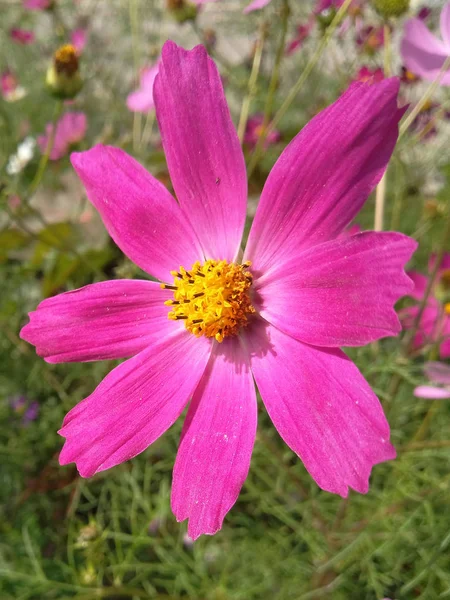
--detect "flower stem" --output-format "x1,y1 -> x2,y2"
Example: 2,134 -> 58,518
237,22 -> 267,144
399,54 -> 450,139
27,100 -> 63,198
373,22 -> 392,231
247,0 -> 353,178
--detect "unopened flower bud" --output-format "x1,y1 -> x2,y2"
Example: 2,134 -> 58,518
166,0 -> 198,23
371,0 -> 410,18
46,44 -> 83,99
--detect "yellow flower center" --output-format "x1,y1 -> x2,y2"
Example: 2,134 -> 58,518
445,302 -> 450,315
54,44 -> 79,76
162,260 -> 256,343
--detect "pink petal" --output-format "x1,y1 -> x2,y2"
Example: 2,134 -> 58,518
71,145 -> 203,282
172,338 -> 256,539
407,270 -> 429,301
244,0 -> 272,13
424,361 -> 450,385
71,28 -> 87,53
400,19 -> 450,85
244,79 -> 404,273
441,319 -> 450,358
254,232 -> 416,347
126,89 -> 155,113
414,385 -> 450,399
126,64 -> 159,113
441,2 -> 450,49
244,321 -> 396,496
59,331 -> 212,477
20,279 -> 172,363
154,41 -> 247,262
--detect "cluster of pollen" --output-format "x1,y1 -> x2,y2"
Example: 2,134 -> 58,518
162,260 -> 256,343
54,44 -> 79,75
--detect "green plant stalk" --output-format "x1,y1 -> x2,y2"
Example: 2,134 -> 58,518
247,0 -> 353,178
27,100 -> 63,198
251,0 -> 290,147
237,22 -> 267,144
373,22 -> 392,231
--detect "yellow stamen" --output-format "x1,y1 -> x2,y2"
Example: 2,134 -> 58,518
162,260 -> 256,342
54,44 -> 79,76
445,302 -> 450,315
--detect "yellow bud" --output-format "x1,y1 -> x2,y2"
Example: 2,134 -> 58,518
46,44 -> 83,99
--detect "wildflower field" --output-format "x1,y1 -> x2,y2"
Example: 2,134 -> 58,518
1,0 -> 450,598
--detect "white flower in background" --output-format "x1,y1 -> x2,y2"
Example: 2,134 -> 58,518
6,137 -> 36,175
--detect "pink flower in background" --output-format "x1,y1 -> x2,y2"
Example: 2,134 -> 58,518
314,0 -> 345,13
403,254 -> 450,358
1,69 -> 26,102
192,0 -> 272,12
401,1 -> 450,85
243,0 -> 272,12
417,7 -> 431,21
38,112 -> 87,160
21,41 -> 416,540
354,66 -> 385,84
400,65 -> 420,85
71,28 -> 87,53
414,362 -> 450,399
10,28 -> 35,45
357,25 -> 385,53
24,0 -> 51,9
126,63 -> 159,113
244,113 -> 281,148
286,22 -> 313,55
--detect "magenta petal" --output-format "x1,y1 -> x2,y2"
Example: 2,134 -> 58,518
171,338 -> 256,539
71,146 -> 203,281
407,270 -> 430,301
59,331 -> 212,477
20,280 -> 173,363
255,232 -> 417,347
244,322 -> 396,496
244,0 -> 272,13
400,18 -> 450,85
154,41 -> 247,262
244,79 -> 404,272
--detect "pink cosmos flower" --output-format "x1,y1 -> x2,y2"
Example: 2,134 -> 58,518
244,114 -> 281,149
414,361 -> 450,399
403,253 -> 450,358
10,28 -> 35,45
1,69 -> 26,102
357,25 -> 385,53
354,66 -> 385,84
401,1 -> 450,85
24,0 -> 51,9
286,22 -> 313,55
126,63 -> 159,113
21,41 -> 416,540
37,112 -> 87,161
71,28 -> 87,53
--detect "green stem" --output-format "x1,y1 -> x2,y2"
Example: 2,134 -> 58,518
27,101 -> 63,198
237,22 -> 267,144
247,0 -> 353,178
